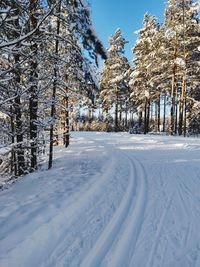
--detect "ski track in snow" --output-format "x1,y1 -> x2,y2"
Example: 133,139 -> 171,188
0,132 -> 200,267
145,193 -> 173,267
80,148 -> 147,267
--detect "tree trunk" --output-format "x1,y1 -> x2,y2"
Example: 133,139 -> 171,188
14,53 -> 25,175
155,101 -> 158,131
170,74 -> 175,135
170,37 -> 178,135
147,99 -> 150,133
115,90 -> 119,132
138,111 -> 142,128
179,77 -> 185,135
150,102 -> 153,121
29,0 -> 39,171
183,93 -> 187,137
174,87 -> 178,134
15,95 -> 25,175
48,0 -> 61,169
10,3 -> 25,176
157,95 -> 160,132
163,93 -> 166,132
125,101 -> 128,129
119,101 -> 122,125
144,97 -> 148,134
65,94 -> 69,148
131,111 -> 134,127
10,107 -> 17,176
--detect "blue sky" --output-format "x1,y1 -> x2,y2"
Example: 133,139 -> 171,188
90,0 -> 166,62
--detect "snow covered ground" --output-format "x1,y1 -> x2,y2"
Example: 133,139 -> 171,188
0,132 -> 200,267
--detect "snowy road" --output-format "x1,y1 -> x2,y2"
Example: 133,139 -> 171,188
0,132 -> 200,267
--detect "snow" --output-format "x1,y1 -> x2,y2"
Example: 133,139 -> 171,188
165,28 -> 176,38
1,132 -> 200,267
175,57 -> 186,67
0,4 -> 55,49
0,111 -> 9,119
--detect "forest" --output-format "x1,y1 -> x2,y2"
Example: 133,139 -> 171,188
0,0 -> 199,178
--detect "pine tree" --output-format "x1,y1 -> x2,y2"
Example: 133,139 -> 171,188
130,14 -> 159,133
47,0 -> 106,168
100,29 -> 130,131
0,1 -> 28,175
182,0 -> 200,135
162,0 -> 200,135
0,0 -> 107,175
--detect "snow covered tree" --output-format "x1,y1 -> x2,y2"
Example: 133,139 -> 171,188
182,0 -> 200,135
130,14 -> 160,133
46,0 -> 106,168
28,0 -> 40,171
100,29 -> 130,131
162,0 -> 199,135
0,0 -> 107,176
129,0 -> 199,135
0,1 -> 30,175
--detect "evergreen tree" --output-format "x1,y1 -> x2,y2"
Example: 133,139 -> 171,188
100,29 -> 130,131
47,0 -> 106,168
130,14 -> 159,133
162,0 -> 199,135
0,0 -> 107,176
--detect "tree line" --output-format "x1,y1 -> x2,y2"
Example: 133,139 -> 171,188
100,0 -> 199,134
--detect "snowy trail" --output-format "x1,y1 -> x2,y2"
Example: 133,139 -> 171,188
80,150 -> 146,267
127,135 -> 200,267
0,134 -> 130,267
1,132 -> 200,267
104,156 -> 147,267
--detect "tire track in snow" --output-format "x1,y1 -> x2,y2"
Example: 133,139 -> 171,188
80,151 -> 147,267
